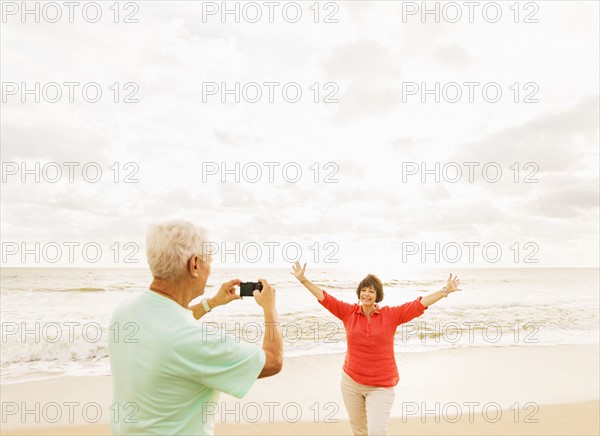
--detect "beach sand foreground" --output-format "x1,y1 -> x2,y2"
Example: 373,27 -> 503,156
1,344 -> 598,435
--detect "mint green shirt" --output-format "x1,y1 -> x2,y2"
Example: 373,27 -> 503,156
109,290 -> 266,435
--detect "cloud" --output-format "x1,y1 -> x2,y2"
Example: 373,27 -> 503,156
1,105 -> 112,162
434,43 -> 474,69
1,2 -> 598,267
454,95 -> 599,172
527,184 -> 599,218
323,39 -> 400,81
322,39 -> 402,122
213,129 -> 265,147
389,137 -> 432,154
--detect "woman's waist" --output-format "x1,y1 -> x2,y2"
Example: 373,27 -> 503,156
345,341 -> 396,358
344,349 -> 397,370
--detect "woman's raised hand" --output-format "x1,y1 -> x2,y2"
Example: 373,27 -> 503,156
291,261 -> 307,282
446,273 -> 461,293
291,261 -> 323,301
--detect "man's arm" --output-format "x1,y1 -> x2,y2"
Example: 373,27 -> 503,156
189,279 -> 241,320
253,279 -> 283,378
190,296 -> 219,320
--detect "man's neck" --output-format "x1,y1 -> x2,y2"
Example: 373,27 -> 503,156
149,277 -> 192,308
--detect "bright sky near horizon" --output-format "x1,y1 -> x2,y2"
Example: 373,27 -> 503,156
1,1 -> 598,269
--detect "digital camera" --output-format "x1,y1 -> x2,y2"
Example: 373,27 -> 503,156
240,281 -> 263,297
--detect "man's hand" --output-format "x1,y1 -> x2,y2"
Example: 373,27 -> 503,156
210,279 -> 242,308
253,278 -> 276,311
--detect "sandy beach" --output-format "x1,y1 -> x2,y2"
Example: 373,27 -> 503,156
2,344 -> 598,435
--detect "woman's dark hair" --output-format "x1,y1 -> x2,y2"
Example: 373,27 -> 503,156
356,274 -> 384,303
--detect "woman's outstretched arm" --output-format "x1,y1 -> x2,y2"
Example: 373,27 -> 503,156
291,261 -> 324,301
420,273 -> 461,307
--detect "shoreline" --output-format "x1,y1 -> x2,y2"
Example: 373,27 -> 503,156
2,401 -> 598,436
3,341 -> 598,386
1,344 -> 598,435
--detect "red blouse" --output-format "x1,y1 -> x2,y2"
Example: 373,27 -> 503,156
319,290 -> 427,387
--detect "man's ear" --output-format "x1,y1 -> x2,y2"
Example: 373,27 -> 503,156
188,256 -> 200,278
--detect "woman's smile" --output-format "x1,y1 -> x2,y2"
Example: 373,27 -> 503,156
360,287 -> 377,305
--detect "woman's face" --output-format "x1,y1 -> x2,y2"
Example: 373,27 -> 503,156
359,286 -> 377,307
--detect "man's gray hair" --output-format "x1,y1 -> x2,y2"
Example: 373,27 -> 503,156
146,220 -> 209,281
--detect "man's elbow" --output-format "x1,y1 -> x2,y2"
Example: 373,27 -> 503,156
260,355 -> 283,378
267,355 -> 283,375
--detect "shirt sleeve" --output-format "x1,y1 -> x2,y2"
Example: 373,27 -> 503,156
390,296 -> 428,326
318,290 -> 356,322
172,324 -> 267,399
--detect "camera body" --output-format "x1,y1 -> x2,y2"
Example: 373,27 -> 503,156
240,281 -> 263,297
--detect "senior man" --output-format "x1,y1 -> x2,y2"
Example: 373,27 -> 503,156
109,220 -> 283,435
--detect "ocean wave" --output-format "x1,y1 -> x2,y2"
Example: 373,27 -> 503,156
72,287 -> 107,292
3,287 -> 108,293
1,333 -> 109,364
1,318 -> 597,383
1,267 -> 598,382
313,280 -> 440,290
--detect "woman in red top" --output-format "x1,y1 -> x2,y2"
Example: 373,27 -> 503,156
291,262 -> 461,436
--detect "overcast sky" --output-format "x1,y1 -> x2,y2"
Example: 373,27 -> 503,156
1,1 -> 598,270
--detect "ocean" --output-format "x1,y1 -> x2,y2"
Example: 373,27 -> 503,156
1,267 -> 598,383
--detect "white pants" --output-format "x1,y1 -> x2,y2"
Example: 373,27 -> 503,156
340,371 -> 396,436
